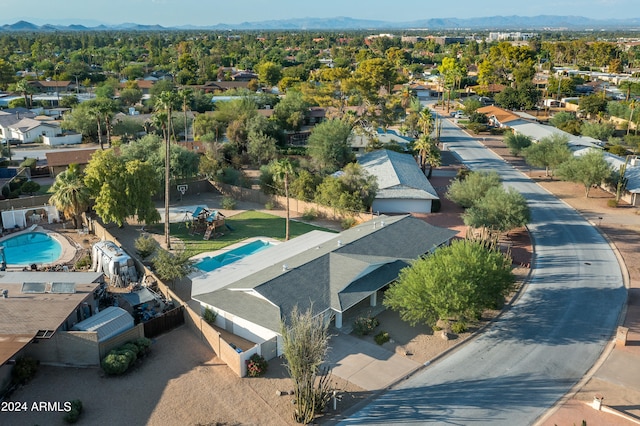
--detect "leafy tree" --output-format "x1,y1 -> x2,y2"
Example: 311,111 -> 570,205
119,87 -> 143,106
280,306 -> 332,425
522,134 -> 571,176
580,121 -> 615,141
59,95 -> 79,109
84,149 -> 161,227
352,58 -> 397,101
579,94 -> 608,119
549,111 -> 581,134
20,180 -> 40,196
151,249 -> 195,287
0,58 -> 14,89
463,186 -> 530,233
556,149 -> 612,197
273,90 -> 309,131
112,117 -> 144,143
48,164 -> 91,229
307,119 -> 354,173
247,131 -> 277,165
61,102 -> 98,139
446,171 -> 501,208
255,61 -> 282,87
384,239 -> 515,326
314,163 -> 377,213
290,169 -> 321,202
504,132 -> 532,156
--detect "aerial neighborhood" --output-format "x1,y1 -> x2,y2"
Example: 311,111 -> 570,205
0,12 -> 639,425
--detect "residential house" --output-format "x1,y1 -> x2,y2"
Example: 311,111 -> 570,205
574,149 -> 640,206
29,80 -> 72,94
358,149 -> 439,214
45,148 -> 98,177
192,214 -> 457,361
0,271 -> 119,371
350,128 -> 413,154
0,115 -> 60,144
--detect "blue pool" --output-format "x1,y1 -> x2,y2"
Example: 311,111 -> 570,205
0,232 -> 63,265
196,240 -> 274,272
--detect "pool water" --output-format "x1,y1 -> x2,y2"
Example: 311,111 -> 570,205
0,232 -> 63,265
196,240 -> 273,272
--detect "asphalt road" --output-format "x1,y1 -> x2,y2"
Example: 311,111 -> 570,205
340,113 -> 626,425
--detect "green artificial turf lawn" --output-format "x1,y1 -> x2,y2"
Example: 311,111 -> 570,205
164,210 -> 336,256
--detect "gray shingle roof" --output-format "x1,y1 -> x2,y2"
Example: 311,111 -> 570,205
358,149 -> 438,200
194,215 -> 457,333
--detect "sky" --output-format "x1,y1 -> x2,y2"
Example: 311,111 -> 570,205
0,0 -> 636,27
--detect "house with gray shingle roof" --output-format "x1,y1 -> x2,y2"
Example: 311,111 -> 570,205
192,214 -> 456,360
358,149 -> 439,214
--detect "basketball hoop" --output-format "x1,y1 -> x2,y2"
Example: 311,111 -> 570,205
177,184 -> 188,196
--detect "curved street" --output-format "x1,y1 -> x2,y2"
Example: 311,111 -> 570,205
341,112 -> 627,425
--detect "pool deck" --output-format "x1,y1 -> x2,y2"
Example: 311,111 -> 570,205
0,226 -> 77,269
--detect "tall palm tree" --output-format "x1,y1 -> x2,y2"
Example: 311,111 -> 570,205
48,164 -> 91,229
271,158 -> 294,241
15,79 -> 35,109
178,88 -> 193,142
155,90 -> 179,250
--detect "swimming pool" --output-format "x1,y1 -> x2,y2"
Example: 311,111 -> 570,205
0,232 -> 63,265
196,240 -> 274,272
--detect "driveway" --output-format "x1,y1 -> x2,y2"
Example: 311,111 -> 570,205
325,332 -> 422,391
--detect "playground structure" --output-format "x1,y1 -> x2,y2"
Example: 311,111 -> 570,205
189,206 -> 232,240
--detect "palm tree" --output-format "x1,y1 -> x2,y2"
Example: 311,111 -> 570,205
178,88 -> 193,142
417,109 -> 434,136
271,158 -> 294,241
155,90 -> 179,250
413,135 -> 441,178
15,79 -> 35,108
48,164 -> 91,229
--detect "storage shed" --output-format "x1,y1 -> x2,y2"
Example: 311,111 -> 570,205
71,306 -> 134,342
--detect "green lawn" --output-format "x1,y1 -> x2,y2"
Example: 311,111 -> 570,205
155,210 -> 337,256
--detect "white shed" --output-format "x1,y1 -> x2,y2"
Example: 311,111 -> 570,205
71,306 -> 134,342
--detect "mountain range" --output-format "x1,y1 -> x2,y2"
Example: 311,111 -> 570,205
1,15 -> 640,31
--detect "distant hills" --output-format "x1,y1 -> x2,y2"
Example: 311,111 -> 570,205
2,15 -> 640,31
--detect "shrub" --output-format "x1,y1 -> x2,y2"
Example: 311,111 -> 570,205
607,199 -> 619,208
135,234 -> 158,259
203,307 -> 218,325
374,331 -> 390,345
101,352 -> 131,375
74,254 -> 91,270
133,337 -> 152,356
341,217 -> 357,229
466,123 -> 488,134
19,157 -> 37,170
221,196 -> 236,210
302,208 -> 318,221
63,399 -> 83,424
264,201 -> 275,210
20,180 -> 41,195
353,315 -> 379,336
11,356 -> 39,384
245,353 -> 268,377
451,321 -> 468,334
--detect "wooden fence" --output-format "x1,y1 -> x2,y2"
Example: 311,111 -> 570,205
143,306 -> 185,338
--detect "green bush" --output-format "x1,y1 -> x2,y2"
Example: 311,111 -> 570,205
135,234 -> 158,259
63,399 -> 83,424
133,337 -> 152,356
19,157 -> 37,170
221,196 -> 236,210
101,353 -> 131,375
203,307 -> 218,325
374,331 -> 390,345
353,316 -> 379,336
74,254 -> 91,270
466,123 -> 488,134
11,356 -> 39,384
264,201 -> 275,210
245,353 -> 268,377
607,199 -> 619,208
341,217 -> 357,229
451,321 -> 468,334
20,180 -> 40,195
302,208 -> 318,221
